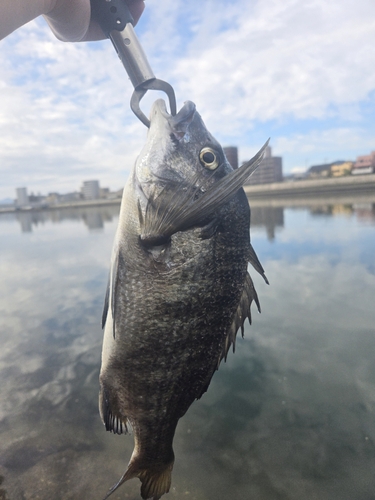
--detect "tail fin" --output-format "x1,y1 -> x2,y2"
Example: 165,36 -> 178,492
139,465 -> 173,500
103,459 -> 174,500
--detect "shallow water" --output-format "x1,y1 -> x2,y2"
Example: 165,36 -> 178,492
0,200 -> 374,500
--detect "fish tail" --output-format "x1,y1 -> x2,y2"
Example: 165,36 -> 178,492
139,464 -> 173,500
103,458 -> 174,500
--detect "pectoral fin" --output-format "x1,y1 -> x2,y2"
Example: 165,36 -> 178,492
140,139 -> 270,246
102,277 -> 110,329
102,250 -> 119,331
110,251 -> 121,338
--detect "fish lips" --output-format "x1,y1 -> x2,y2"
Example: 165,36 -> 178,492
149,99 -> 197,142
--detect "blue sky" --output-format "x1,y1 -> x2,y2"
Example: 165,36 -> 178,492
1,0 -> 375,199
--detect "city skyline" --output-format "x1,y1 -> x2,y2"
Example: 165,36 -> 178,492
2,142 -> 374,205
1,0 -> 375,199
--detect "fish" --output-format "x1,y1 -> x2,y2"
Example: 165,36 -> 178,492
99,99 -> 269,500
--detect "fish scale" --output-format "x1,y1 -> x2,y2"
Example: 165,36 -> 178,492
99,99 -> 268,500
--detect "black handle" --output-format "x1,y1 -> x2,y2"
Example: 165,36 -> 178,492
90,0 -> 134,37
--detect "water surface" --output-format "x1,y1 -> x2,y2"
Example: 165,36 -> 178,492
0,200 -> 374,500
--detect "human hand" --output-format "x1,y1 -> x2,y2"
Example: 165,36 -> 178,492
45,0 -> 145,42
0,0 -> 145,42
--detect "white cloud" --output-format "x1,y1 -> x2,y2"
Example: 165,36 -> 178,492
272,126 -> 375,169
0,0 -> 375,198
172,0 -> 375,127
0,21 -> 148,197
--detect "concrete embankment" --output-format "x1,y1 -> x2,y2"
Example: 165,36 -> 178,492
1,175 -> 374,214
51,198 -> 121,209
244,174 -> 375,206
244,174 -> 375,198
0,197 -> 121,214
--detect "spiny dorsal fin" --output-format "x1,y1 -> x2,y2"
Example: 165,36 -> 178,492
248,243 -> 269,284
219,272 -> 261,367
140,139 -> 270,246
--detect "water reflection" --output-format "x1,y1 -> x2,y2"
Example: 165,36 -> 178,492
251,206 -> 284,241
2,205 -> 121,233
0,198 -> 374,500
309,202 -> 375,222
2,199 -> 374,239
354,203 -> 375,224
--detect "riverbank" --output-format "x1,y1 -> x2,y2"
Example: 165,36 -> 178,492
0,197 -> 121,214
1,174 -> 374,214
244,173 -> 375,199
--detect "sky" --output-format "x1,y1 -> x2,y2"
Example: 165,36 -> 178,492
1,0 -> 375,200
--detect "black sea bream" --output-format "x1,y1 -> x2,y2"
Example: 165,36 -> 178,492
100,99 -> 268,500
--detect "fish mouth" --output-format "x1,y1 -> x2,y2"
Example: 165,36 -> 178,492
149,99 -> 197,140
150,99 -> 171,120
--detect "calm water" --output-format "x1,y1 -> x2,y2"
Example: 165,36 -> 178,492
0,200 -> 374,500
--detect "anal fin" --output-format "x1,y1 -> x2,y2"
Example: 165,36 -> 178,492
99,384 -> 128,435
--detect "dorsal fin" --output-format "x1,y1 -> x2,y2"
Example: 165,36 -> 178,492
219,272 -> 261,367
196,271 -> 264,401
248,243 -> 269,284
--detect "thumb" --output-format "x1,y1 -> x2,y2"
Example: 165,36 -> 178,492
44,0 -> 92,42
44,0 -> 145,43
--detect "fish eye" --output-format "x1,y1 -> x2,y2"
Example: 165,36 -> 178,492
199,147 -> 220,170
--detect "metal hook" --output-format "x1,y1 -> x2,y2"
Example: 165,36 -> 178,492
130,79 -> 177,128
91,1 -> 178,128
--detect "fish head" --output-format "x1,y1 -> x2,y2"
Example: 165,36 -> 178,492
133,99 -> 268,246
135,99 -> 232,194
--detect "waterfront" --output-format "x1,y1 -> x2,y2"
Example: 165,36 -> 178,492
2,174 -> 375,215
0,197 -> 374,500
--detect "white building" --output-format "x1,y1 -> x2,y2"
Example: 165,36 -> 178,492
352,151 -> 375,175
16,187 -> 29,206
82,180 -> 100,200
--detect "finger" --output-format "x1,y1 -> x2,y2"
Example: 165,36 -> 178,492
44,0 -> 91,42
45,0 -> 145,43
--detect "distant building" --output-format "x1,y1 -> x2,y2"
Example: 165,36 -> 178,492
245,146 -> 283,185
308,160 -> 354,178
223,146 -> 238,169
352,151 -> 375,175
82,180 -> 100,200
60,192 -> 82,203
46,192 -> 61,205
307,163 -> 331,178
100,187 -> 110,199
16,187 -> 29,207
113,188 -> 124,199
331,161 -> 353,177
